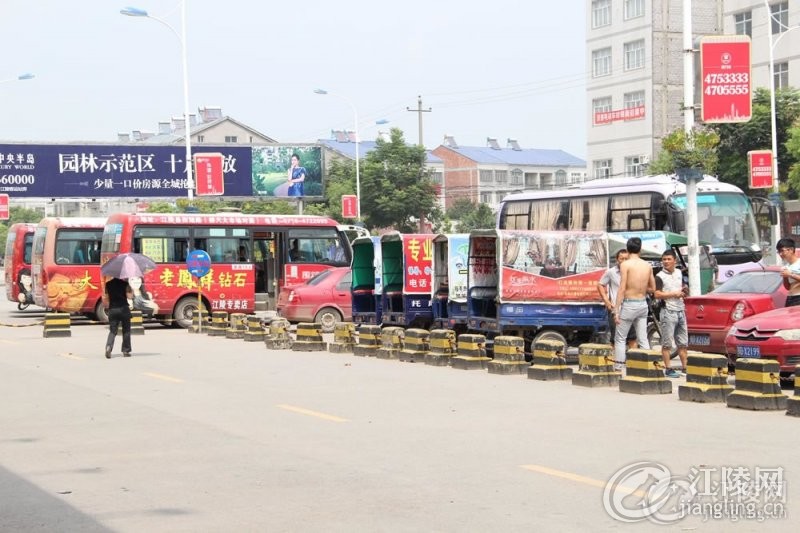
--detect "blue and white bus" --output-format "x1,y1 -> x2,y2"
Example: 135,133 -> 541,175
497,174 -> 764,284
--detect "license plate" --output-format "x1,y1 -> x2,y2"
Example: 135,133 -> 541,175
736,345 -> 761,358
689,334 -> 710,346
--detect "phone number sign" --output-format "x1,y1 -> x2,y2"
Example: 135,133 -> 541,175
700,36 -> 752,123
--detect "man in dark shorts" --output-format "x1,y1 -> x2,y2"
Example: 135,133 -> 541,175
104,277 -> 133,359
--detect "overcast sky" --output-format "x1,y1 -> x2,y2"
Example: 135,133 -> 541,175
1,0 -> 587,158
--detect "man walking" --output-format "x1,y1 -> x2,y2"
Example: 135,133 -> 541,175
597,249 -> 636,348
614,237 -> 655,371
104,277 -> 133,359
654,250 -> 688,378
777,238 -> 800,307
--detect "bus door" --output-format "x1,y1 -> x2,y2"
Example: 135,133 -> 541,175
253,232 -> 279,307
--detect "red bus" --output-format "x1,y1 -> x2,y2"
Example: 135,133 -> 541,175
101,213 -> 352,328
31,217 -> 106,318
4,222 -> 37,308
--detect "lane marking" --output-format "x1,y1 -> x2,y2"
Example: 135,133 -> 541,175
277,404 -> 349,423
520,464 -> 645,497
57,352 -> 85,361
142,372 -> 184,383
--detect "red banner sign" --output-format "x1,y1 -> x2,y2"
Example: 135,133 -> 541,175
700,36 -> 752,123
341,195 -> 358,218
594,105 -> 645,125
194,152 -> 225,196
403,235 -> 433,294
0,194 -> 8,220
748,150 -> 774,189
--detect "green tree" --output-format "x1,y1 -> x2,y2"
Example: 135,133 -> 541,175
446,199 -> 495,232
648,127 -> 720,176
359,128 -> 437,231
787,124 -> 800,193
711,87 -> 800,196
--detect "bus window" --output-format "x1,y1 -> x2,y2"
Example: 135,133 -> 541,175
55,229 -> 103,265
133,226 -> 191,263
286,229 -> 349,266
610,194 -> 652,231
23,233 -> 33,264
193,227 -> 251,263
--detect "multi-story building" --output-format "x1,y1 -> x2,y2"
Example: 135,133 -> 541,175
586,0 -> 798,179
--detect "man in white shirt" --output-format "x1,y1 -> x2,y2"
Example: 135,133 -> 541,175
777,238 -> 800,307
654,250 -> 688,378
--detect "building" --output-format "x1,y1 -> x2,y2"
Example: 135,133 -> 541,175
432,136 -> 587,210
586,0 -> 798,179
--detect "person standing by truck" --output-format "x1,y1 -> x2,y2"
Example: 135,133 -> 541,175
598,249 -> 636,348
613,237 -> 655,371
654,250 -> 689,378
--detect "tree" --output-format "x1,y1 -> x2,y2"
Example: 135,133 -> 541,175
359,128 -> 438,232
446,199 -> 496,232
648,127 -> 720,176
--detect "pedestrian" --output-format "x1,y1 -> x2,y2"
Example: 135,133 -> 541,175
613,237 -> 655,371
597,248 -> 637,348
777,238 -> 800,307
104,277 -> 133,358
654,250 -> 689,378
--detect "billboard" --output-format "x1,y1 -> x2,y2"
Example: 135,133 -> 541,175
194,152 -> 225,196
0,143 -> 326,199
251,145 -> 322,198
748,150 -> 774,189
700,36 -> 752,123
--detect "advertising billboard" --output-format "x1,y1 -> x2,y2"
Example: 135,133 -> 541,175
251,145 -> 322,198
700,36 -> 752,123
748,150 -> 774,189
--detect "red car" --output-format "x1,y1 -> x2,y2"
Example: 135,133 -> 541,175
277,267 -> 352,332
685,267 -> 786,355
724,306 -> 800,382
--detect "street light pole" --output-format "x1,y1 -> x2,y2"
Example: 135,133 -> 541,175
314,89 -> 360,221
121,2 -> 194,202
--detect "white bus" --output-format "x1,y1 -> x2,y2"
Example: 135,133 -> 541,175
497,174 -> 765,284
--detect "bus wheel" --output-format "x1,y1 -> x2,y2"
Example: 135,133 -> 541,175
173,297 -> 200,329
532,330 -> 567,357
314,307 -> 342,333
94,301 -> 108,323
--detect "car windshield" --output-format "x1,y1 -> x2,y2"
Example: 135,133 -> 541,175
306,269 -> 333,286
712,271 -> 781,294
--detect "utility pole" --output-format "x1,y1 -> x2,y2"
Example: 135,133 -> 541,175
406,95 -> 432,147
683,0 -> 701,297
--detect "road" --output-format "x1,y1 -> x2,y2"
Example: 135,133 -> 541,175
0,298 -> 797,532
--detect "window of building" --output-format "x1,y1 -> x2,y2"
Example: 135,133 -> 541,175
592,47 -> 612,77
624,39 -> 645,71
593,159 -> 612,179
592,0 -> 611,28
224,136 -> 238,143
771,2 -> 788,34
734,11 -> 752,36
196,135 -> 205,143
510,168 -> 523,185
430,171 -> 443,184
555,170 -> 567,188
480,192 -> 492,204
479,169 -> 493,183
624,90 -> 645,109
624,156 -> 646,177
495,170 -> 507,183
593,96 -> 612,115
774,62 -> 789,90
624,0 -> 644,19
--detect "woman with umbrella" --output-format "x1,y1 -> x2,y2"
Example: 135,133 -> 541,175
101,253 -> 156,359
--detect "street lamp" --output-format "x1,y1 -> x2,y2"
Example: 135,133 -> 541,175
314,88 -> 361,220
765,0 -> 800,264
0,73 -> 34,84
122,3 -> 194,202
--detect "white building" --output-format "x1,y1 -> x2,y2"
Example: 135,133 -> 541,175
586,0 -> 798,178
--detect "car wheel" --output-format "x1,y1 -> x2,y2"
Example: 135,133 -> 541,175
94,300 -> 108,323
314,307 -> 342,333
173,296 -> 203,329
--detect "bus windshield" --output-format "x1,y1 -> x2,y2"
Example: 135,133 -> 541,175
672,192 -> 759,249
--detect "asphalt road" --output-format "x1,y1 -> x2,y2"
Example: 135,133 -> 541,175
0,298 -> 798,532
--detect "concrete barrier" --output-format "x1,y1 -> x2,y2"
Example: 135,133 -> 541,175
425,329 -> 457,366
727,358 -> 788,411
528,338 -> 572,381
678,353 -> 733,403
189,310 -> 210,334
43,312 -> 71,338
571,343 -> 620,388
243,314 -> 265,342
399,328 -> 429,363
226,312 -> 247,339
619,349 -> 672,394
265,318 -> 293,350
488,336 -> 528,375
329,322 -> 356,354
292,322 -> 326,351
353,325 -> 381,357
787,365 -> 800,417
451,334 -> 490,370
376,327 -> 405,360
207,311 -> 229,337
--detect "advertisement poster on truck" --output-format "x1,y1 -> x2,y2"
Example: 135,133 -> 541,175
403,234 -> 434,294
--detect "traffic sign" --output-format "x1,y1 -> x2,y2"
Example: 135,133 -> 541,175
747,150 -> 773,189
187,250 -> 211,278
700,36 -> 752,123
0,194 -> 8,220
194,153 -> 225,196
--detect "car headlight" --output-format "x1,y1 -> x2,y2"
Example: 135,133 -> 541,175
774,329 -> 800,341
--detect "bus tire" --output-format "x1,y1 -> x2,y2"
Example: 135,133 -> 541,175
94,301 -> 108,323
173,297 -> 201,329
314,307 -> 342,333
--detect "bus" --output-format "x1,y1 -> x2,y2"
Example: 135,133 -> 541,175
101,213 -> 352,328
31,217 -> 106,318
4,222 -> 37,309
497,174 -> 764,284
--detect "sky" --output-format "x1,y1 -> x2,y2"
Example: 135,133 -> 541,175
1,0 -> 588,159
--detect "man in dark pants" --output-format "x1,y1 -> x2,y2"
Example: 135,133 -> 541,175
104,277 -> 133,358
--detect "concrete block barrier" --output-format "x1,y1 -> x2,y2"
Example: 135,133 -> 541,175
225,312 -> 247,339
571,343 -> 620,388
328,322 -> 356,354
399,328 -> 429,363
488,336 -> 528,375
207,311 -> 229,337
292,322 -> 326,351
189,310 -> 210,334
353,325 -> 381,357
678,353 -> 733,403
376,327 -> 405,360
43,312 -> 71,338
787,365 -> 800,417
619,349 -> 672,394
265,318 -> 293,350
528,338 -> 572,381
727,358 -> 788,411
451,334 -> 490,370
243,314 -> 265,342
425,329 -> 457,366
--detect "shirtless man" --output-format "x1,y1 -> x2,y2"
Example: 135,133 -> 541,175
613,237 -> 656,370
